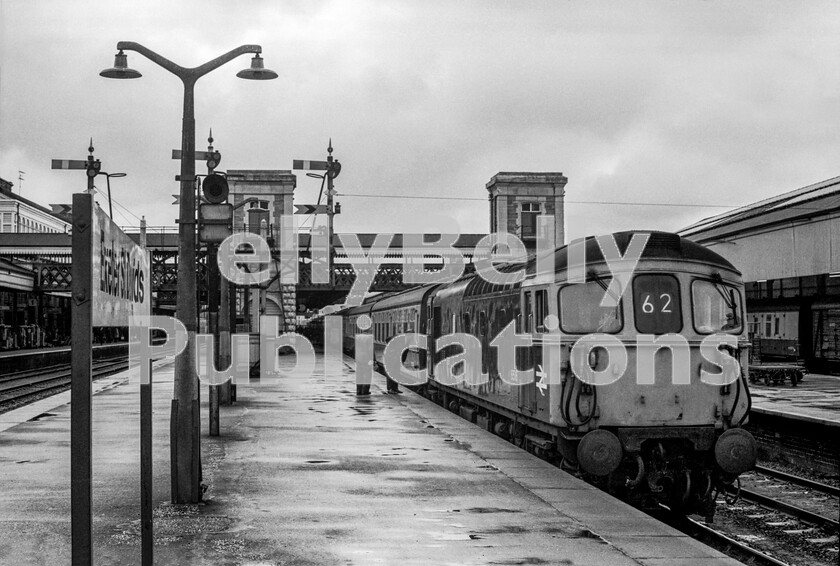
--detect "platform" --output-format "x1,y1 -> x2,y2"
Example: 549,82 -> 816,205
749,373 -> 840,427
0,353 -> 744,565
0,342 -> 128,374
0,343 -> 126,359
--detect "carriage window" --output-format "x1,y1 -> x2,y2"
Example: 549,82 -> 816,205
479,311 -> 487,336
524,292 -> 533,332
692,280 -> 743,334
633,274 -> 682,334
535,289 -> 548,333
463,312 -> 471,334
558,280 -> 622,333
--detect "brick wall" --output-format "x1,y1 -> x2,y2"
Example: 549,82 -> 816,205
745,411 -> 840,477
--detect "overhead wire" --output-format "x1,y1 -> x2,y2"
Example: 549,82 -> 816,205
335,192 -> 829,212
110,196 -> 143,226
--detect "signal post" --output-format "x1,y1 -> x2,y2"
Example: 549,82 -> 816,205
293,140 -> 342,287
184,138 -> 233,437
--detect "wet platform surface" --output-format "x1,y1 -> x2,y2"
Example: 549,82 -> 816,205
0,353 -> 744,565
749,373 -> 840,426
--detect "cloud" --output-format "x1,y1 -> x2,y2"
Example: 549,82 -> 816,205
2,0 -> 840,240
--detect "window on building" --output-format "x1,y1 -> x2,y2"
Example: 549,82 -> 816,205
520,202 -> 541,239
748,316 -> 759,337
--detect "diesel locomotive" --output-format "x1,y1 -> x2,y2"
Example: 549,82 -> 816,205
337,231 -> 757,519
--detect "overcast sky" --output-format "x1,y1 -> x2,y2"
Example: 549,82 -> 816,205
2,1 -> 839,241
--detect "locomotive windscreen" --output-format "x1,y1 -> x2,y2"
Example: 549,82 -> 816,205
632,274 -> 683,334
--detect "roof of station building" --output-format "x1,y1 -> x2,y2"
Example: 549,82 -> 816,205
679,175 -> 840,241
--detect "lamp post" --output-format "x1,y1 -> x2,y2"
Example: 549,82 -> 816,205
100,172 -> 126,220
100,42 -> 277,504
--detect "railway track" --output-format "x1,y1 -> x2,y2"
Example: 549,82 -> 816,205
674,513 -> 794,566
694,463 -> 840,566
0,356 -> 129,411
753,464 -> 840,498
651,462 -> 839,566
733,466 -> 840,530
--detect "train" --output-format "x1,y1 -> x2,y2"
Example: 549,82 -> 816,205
332,230 -> 757,520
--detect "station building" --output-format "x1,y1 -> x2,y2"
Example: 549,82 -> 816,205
679,176 -> 840,373
0,168 -> 572,349
0,177 -> 72,349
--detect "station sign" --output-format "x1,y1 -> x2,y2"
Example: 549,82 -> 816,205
88,199 -> 151,326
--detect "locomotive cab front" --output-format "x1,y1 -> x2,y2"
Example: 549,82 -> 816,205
539,232 -> 757,517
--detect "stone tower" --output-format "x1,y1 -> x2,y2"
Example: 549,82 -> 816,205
486,171 -> 569,252
226,170 -> 298,332
227,170 -> 296,231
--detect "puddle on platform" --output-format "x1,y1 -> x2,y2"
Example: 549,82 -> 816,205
488,559 -> 558,565
428,532 -> 484,541
27,412 -> 56,422
461,507 -> 523,514
573,528 -> 608,543
479,525 -> 529,534
350,405 -> 376,416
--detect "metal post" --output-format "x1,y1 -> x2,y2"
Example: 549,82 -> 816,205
140,359 -> 153,565
229,282 -> 237,402
104,41 -> 274,504
208,244 -> 220,436
71,192 -> 94,566
106,175 -> 113,219
219,275 -> 232,405
326,142 -> 335,288
139,218 -> 153,565
172,78 -> 201,503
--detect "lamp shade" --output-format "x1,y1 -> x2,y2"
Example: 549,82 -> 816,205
100,51 -> 141,79
236,54 -> 278,80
